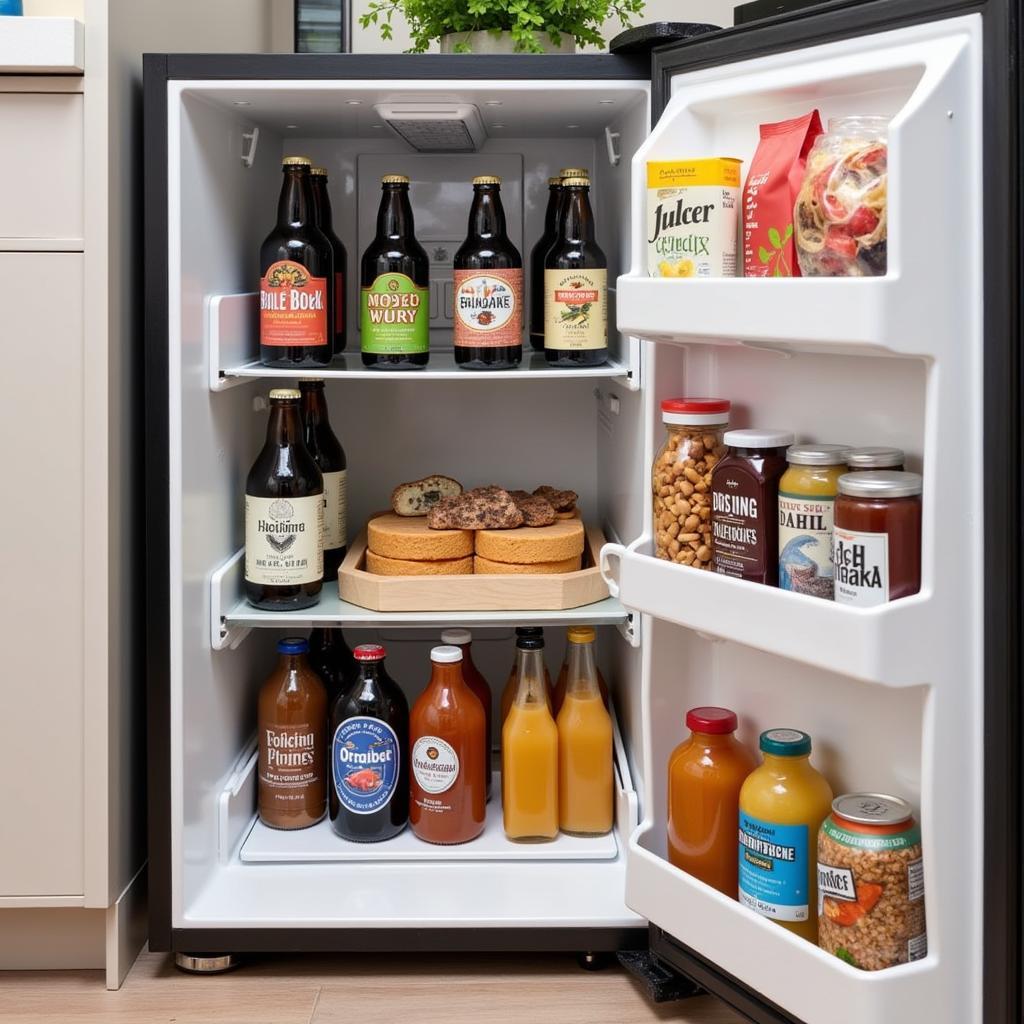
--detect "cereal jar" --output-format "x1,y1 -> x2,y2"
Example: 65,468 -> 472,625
817,793 -> 926,971
653,399 -> 730,570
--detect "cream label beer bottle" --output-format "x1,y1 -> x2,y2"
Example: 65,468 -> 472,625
298,378 -> 347,581
259,156 -> 334,368
360,174 -> 430,369
544,175 -> 608,366
309,166 -> 348,355
245,388 -> 324,610
453,175 -> 523,370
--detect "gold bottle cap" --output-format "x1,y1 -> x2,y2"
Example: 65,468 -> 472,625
548,177 -> 563,186
269,388 -> 301,400
282,156 -> 312,167
567,625 -> 596,644
559,166 -> 589,178
562,176 -> 590,187
472,175 -> 501,185
381,174 -> 410,184
310,166 -> 329,177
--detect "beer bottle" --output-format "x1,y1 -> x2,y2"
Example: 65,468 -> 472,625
329,643 -> 409,843
360,175 -> 430,369
544,175 -> 608,367
529,177 -> 562,352
259,156 -> 333,368
298,378 -> 347,581
309,166 -> 348,356
453,176 -> 523,370
258,636 -> 327,830
308,627 -> 356,707
244,389 -> 324,611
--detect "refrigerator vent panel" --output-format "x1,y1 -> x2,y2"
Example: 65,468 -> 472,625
374,102 -> 487,152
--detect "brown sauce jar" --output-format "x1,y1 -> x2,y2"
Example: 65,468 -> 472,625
711,429 -> 794,585
833,472 -> 922,605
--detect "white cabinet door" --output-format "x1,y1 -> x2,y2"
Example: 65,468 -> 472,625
0,253 -> 84,896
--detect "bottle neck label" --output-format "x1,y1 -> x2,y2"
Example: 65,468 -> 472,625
543,269 -> 607,350
453,268 -> 522,348
360,272 -> 429,354
245,493 -> 324,585
332,717 -> 401,815
260,260 -> 329,348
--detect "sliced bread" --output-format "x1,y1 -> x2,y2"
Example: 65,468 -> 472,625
391,475 -> 463,517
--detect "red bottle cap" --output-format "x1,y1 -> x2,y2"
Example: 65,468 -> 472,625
686,706 -> 738,734
353,644 -> 386,662
660,398 -> 731,414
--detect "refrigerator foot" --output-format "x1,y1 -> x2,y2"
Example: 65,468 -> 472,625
576,951 -> 612,971
616,949 -> 703,1002
174,953 -> 241,974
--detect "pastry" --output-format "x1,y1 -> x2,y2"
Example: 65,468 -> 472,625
509,490 -> 557,527
475,519 -> 585,564
366,550 -> 474,576
368,514 -> 473,561
474,554 -> 582,575
532,485 -> 578,513
390,475 -> 463,517
428,487 -> 524,531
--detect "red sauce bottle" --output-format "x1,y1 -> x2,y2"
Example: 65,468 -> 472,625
441,628 -> 493,801
833,471 -> 922,605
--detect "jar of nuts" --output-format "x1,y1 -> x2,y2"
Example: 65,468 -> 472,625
653,399 -> 730,569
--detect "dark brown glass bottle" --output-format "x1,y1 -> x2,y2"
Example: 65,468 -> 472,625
298,378 -> 347,581
544,175 -> 608,368
258,636 -> 327,830
453,176 -> 523,370
308,627 -> 357,706
245,388 -> 324,610
529,177 -> 562,352
360,175 -> 430,370
330,643 -> 409,843
309,166 -> 348,356
260,156 -> 334,368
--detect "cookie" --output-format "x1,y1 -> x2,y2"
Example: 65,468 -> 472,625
532,485 -> 578,513
428,487 -> 524,530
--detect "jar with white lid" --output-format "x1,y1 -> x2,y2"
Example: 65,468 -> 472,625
653,399 -> 730,569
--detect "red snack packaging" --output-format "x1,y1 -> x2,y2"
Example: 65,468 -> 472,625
742,111 -> 823,277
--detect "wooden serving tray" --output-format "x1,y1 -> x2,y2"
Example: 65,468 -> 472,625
338,523 -> 610,612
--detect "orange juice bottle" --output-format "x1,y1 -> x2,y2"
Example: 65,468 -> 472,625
500,627 -> 552,722
556,626 -> 613,835
552,626 -> 609,714
667,707 -> 757,896
502,632 -> 558,840
738,729 -> 834,942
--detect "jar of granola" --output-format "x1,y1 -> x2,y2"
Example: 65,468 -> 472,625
653,399 -> 730,569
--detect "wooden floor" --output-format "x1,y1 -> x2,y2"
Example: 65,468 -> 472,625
0,948 -> 745,1024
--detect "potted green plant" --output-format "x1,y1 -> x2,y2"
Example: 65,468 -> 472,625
359,0 -> 647,54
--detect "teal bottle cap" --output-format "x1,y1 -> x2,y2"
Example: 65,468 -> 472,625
760,728 -> 812,757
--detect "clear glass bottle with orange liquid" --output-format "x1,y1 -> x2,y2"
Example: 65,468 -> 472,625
738,729 -> 834,942
667,707 -> 757,896
552,626 -> 609,714
441,629 -> 493,801
556,626 -> 613,835
502,632 -> 558,840
500,627 -> 552,722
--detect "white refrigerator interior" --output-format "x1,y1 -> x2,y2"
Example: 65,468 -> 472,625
164,11 -> 984,1022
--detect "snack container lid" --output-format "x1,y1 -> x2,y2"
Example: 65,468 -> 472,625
832,793 -> 914,826
661,398 -> 731,425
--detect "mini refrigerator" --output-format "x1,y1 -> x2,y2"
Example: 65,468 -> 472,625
144,1 -> 1021,1021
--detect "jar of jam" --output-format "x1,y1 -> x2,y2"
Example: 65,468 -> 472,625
778,444 -> 852,600
846,447 -> 905,472
653,399 -> 731,570
833,471 -> 922,606
711,429 -> 794,586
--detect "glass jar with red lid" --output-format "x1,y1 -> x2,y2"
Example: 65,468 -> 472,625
653,398 -> 730,570
833,471 -> 922,605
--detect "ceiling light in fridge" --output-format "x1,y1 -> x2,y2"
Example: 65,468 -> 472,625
373,102 -> 487,152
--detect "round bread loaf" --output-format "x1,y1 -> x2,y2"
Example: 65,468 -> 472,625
474,519 -> 585,564
366,550 -> 474,577
474,554 -> 582,575
368,513 -> 473,561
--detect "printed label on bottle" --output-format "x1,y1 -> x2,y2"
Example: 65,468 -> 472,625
778,493 -> 836,598
260,260 -> 329,348
833,527 -> 889,606
245,494 -> 324,585
543,269 -> 607,350
322,470 -> 347,552
360,273 -> 429,354
332,717 -> 400,815
335,272 -> 344,334
713,472 -> 767,578
260,723 -> 321,794
411,736 -> 459,795
738,813 -> 809,921
452,268 -> 523,348
907,858 -> 925,902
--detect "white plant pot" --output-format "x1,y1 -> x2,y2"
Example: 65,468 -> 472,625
440,30 -> 575,54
